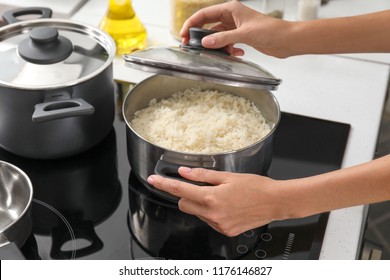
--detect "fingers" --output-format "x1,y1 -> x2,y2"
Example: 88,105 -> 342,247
179,3 -> 228,38
147,174 -> 209,201
179,198 -> 230,236
177,167 -> 228,186
178,197 -> 209,218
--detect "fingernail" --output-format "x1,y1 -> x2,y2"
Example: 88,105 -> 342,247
202,35 -> 216,46
179,166 -> 192,173
147,176 -> 154,184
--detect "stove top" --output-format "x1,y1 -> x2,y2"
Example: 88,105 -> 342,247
0,82 -> 350,260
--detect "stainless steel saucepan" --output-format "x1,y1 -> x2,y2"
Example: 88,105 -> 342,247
0,161 -> 33,259
123,28 -> 281,202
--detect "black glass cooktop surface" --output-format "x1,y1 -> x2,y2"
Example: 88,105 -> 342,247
0,84 -> 350,260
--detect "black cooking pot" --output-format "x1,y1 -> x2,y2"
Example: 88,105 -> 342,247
128,172 -> 265,259
0,8 -> 116,159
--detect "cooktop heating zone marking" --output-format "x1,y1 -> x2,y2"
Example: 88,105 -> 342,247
32,198 -> 77,259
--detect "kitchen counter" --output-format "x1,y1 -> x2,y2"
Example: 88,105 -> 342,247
1,0 -> 389,260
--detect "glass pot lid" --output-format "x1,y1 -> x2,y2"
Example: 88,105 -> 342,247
124,27 -> 281,90
0,19 -> 116,89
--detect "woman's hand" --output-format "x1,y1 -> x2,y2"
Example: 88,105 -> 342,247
179,1 -> 390,57
179,0 -> 293,58
147,167 -> 289,236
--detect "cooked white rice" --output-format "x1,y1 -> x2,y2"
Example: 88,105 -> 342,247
130,88 -> 271,153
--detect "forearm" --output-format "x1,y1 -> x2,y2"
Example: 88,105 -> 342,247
280,155 -> 390,219
281,10 -> 390,57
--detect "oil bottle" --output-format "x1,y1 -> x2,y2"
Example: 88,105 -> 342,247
99,0 -> 147,55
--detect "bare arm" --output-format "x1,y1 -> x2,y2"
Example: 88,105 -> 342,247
287,10 -> 390,56
180,1 -> 390,58
147,155 -> 390,236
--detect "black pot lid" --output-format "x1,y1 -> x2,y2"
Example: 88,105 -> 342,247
124,28 -> 281,90
0,19 -> 116,89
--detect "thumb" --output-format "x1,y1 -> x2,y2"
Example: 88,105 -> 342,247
178,167 -> 228,186
202,30 -> 243,49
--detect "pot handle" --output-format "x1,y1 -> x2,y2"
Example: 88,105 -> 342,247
32,98 -> 95,123
2,7 -> 52,24
154,160 -> 212,186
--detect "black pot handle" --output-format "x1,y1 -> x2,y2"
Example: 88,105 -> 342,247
154,160 -> 212,187
153,160 -> 213,202
32,98 -> 95,123
2,7 -> 52,24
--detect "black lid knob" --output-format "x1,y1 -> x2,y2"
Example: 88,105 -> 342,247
29,27 -> 59,44
18,27 -> 73,65
188,27 -> 217,49
181,27 -> 227,55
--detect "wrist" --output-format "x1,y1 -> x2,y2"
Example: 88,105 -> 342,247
273,178 -> 320,220
279,20 -> 312,57
262,20 -> 303,58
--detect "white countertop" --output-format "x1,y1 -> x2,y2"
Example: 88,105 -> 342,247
2,0 -> 389,260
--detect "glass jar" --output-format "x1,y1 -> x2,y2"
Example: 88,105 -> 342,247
170,0 -> 226,41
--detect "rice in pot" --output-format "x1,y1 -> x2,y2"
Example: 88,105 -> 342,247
130,88 -> 271,153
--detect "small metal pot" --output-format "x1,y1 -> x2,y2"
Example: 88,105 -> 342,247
0,8 -> 116,159
0,161 -> 33,259
123,75 -> 280,201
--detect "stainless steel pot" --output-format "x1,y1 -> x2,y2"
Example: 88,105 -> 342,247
0,8 -> 116,159
123,75 -> 280,201
123,28 -> 281,201
0,161 -> 33,259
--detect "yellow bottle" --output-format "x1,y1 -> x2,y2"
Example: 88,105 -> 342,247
99,0 -> 147,55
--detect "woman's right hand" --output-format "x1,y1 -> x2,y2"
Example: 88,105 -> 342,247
180,1 -> 390,57
179,0 -> 294,58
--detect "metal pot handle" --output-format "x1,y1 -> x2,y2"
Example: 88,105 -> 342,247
2,7 -> 52,24
32,98 -> 95,123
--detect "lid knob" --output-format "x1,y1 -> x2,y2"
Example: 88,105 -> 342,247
181,27 -> 227,55
18,26 -> 73,65
188,27 -> 216,49
29,27 -> 59,44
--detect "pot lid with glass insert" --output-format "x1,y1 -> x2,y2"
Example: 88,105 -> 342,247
0,19 -> 115,89
123,27 -> 281,90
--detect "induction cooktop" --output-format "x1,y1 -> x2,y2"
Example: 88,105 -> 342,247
0,81 -> 350,260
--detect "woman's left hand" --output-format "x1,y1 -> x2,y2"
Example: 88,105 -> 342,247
147,167 -> 286,236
